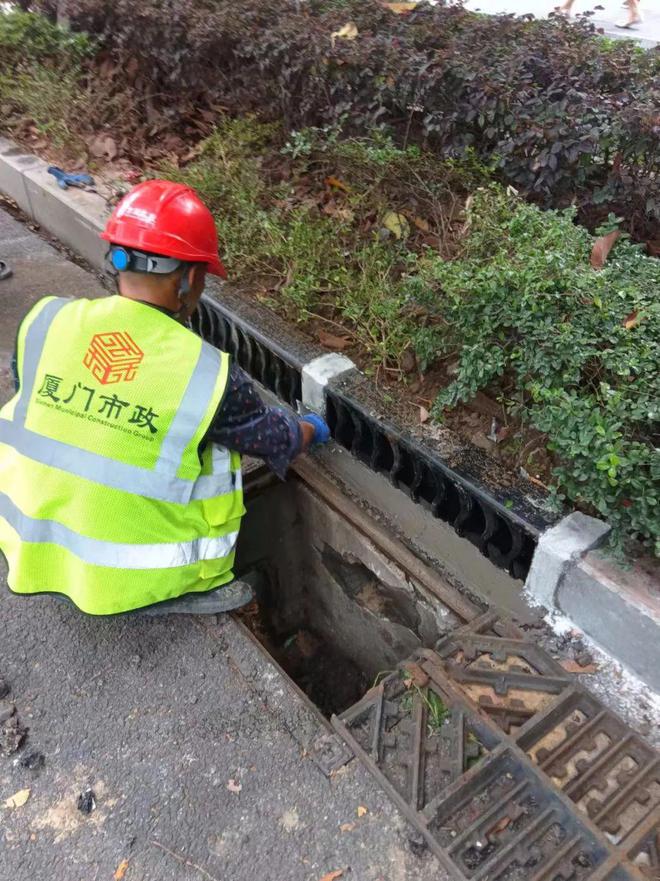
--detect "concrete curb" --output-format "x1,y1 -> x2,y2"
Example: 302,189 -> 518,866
0,138 -> 109,268
524,512 -> 611,610
524,512 -> 659,690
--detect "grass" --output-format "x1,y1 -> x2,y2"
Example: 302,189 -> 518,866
165,117 -> 488,374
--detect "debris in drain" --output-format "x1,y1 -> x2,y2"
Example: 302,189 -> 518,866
238,602 -> 368,717
77,788 -> 96,814
19,750 -> 45,772
1,701 -> 28,756
4,787 -> 30,809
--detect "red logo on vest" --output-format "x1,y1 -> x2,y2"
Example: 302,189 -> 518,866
83,331 -> 144,384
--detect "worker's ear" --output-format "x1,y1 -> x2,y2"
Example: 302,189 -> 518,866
189,264 -> 206,297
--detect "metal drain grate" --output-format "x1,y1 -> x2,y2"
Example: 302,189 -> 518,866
332,613 -> 658,881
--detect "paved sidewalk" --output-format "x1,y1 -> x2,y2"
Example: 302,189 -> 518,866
464,0 -> 660,46
0,208 -> 443,881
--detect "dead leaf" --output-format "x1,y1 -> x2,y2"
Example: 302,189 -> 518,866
402,662 -> 429,688
489,815 -> 511,835
560,659 -> 598,675
319,871 -> 344,881
622,310 -> 640,329
382,210 -> 410,240
413,215 -> 430,232
324,176 -> 350,192
357,805 -> 368,817
419,405 -> 430,424
4,788 -> 30,809
330,22 -> 358,47
339,822 -> 355,833
382,1 -> 420,12
89,134 -> 119,161
590,230 -> 620,269
114,859 -> 130,880
226,779 -> 242,794
318,330 -> 350,351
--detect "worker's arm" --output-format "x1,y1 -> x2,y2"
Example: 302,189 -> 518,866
206,364 -> 327,478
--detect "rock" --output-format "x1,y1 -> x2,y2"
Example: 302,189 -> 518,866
0,700 -> 16,725
20,750 -> 45,771
77,788 -> 96,814
1,713 -> 27,756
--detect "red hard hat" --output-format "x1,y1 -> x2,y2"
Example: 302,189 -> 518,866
100,179 -> 227,278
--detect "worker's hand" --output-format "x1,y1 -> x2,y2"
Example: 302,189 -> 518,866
300,413 -> 331,449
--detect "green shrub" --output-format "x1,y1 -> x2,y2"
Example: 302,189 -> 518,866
0,9 -> 91,70
409,186 -> 659,553
35,0 -> 660,239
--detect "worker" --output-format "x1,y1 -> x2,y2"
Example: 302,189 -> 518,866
0,180 -> 329,616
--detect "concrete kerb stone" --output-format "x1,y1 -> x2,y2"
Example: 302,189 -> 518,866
0,136 -> 109,270
301,353 -> 355,415
524,511 -> 611,611
557,551 -> 660,690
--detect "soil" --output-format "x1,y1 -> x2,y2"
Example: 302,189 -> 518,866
237,602 -> 368,717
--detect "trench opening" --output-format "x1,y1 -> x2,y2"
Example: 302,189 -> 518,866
234,473 -> 458,718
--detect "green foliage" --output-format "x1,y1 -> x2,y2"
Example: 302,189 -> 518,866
411,186 -> 659,553
50,0 -> 660,239
167,119 -> 481,367
0,10 -> 92,70
0,10 -> 92,149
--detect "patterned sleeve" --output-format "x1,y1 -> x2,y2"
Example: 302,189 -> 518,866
206,363 -> 303,479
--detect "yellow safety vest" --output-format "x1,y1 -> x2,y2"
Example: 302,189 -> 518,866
0,295 -> 244,615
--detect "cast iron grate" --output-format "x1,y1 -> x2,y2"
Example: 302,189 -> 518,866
332,613 -> 659,881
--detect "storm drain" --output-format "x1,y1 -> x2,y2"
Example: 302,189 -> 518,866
331,612 -> 659,881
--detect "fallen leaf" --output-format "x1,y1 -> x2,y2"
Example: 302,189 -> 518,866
318,330 -> 350,351
590,230 -> 620,269
339,822 -> 355,833
560,659 -> 597,675
622,310 -> 641,329
382,210 -> 410,240
413,215 -> 430,232
114,859 -> 130,880
402,678 -> 413,689
4,788 -> 30,809
419,406 -> 430,424
488,815 -> 511,835
330,22 -> 358,47
382,1 -> 420,12
319,871 -> 344,881
402,662 -> 429,688
357,805 -> 368,817
324,176 -> 350,192
227,779 -> 242,794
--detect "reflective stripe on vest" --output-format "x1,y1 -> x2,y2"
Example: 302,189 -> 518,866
0,295 -> 244,614
0,493 -> 238,569
0,296 -> 231,504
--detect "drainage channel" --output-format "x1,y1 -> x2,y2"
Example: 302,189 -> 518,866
235,464 -> 659,881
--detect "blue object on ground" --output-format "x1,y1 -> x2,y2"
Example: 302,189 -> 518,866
47,166 -> 95,190
301,413 -> 331,445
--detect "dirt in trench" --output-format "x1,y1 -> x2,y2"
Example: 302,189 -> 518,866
237,602 -> 369,717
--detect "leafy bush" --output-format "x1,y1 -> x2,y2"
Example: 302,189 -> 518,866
166,119 -> 484,367
0,10 -> 93,149
408,187 -> 659,553
0,9 -> 91,69
30,0 -> 660,239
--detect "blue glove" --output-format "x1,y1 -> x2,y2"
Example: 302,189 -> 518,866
301,413 -> 331,445
47,166 -> 95,190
